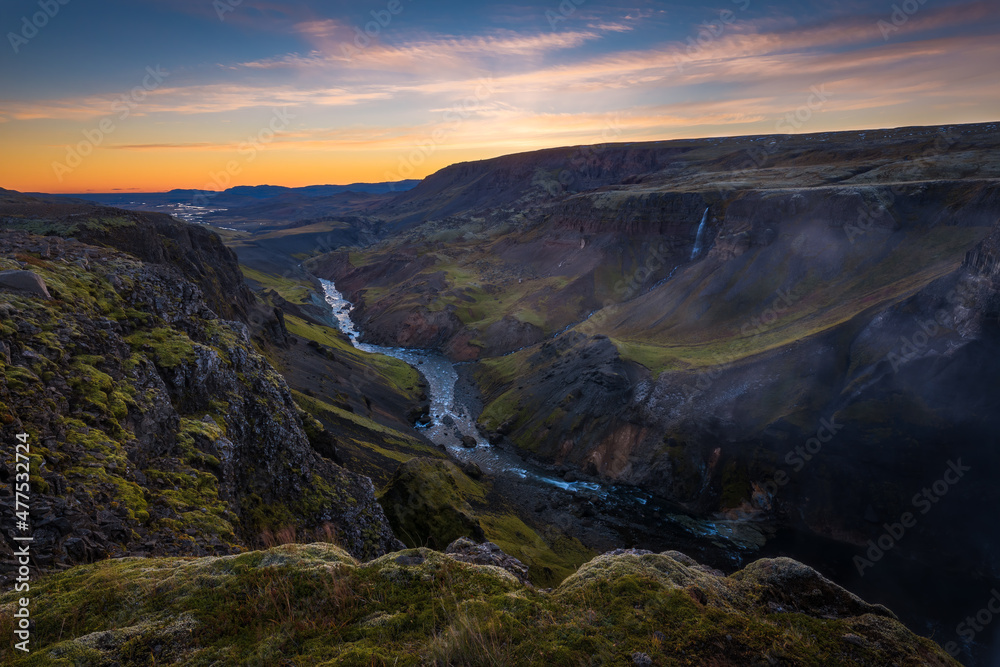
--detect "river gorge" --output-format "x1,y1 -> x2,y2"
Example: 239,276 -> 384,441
320,275 -> 998,666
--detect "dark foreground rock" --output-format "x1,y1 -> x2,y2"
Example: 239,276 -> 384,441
445,536 -> 530,584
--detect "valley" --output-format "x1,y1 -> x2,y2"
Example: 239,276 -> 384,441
2,120 -> 998,665
5,0 -> 999,661
212,121 -> 1000,665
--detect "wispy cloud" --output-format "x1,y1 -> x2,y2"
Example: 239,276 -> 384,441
0,83 -> 391,121
2,0 -> 997,193
239,25 -> 604,73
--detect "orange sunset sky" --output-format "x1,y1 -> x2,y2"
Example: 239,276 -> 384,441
1,0 -> 997,193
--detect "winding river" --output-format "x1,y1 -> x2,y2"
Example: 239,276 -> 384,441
320,278 -> 767,558
321,279 -> 606,492
316,276 -> 998,665
317,277 -> 999,664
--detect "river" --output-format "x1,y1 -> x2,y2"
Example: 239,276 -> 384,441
319,277 -> 997,666
320,278 -> 767,560
320,280 -> 1000,665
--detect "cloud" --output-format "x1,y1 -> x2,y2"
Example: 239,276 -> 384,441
3,0 -> 997,162
0,83 -> 392,121
585,22 -> 635,33
238,25 -> 604,74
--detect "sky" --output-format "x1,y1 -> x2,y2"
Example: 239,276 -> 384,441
0,0 -> 997,194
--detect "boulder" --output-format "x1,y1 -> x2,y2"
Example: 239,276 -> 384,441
0,269 -> 50,298
445,537 -> 530,584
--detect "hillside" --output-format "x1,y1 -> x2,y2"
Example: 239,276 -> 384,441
0,196 -> 403,575
301,123 -> 1000,663
0,542 -> 957,666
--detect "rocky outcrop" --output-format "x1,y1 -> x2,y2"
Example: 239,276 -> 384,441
0,542 -> 959,665
0,269 -> 49,298
0,195 -> 288,347
0,228 -> 401,582
445,536 -> 530,584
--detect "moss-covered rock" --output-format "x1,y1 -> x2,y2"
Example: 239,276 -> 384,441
0,543 -> 959,666
378,457 -> 486,549
0,225 -> 400,580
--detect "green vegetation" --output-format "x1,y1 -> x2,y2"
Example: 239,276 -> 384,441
378,458 -> 486,550
283,314 -> 422,396
126,328 -> 198,368
0,544 -> 957,666
582,226 -> 989,375
341,236 -> 587,339
292,389 -> 442,488
239,265 -> 315,304
376,457 -> 594,588
479,513 -> 593,587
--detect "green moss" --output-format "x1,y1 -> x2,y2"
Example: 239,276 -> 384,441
377,458 -> 486,550
126,327 -> 197,368
480,513 -> 594,588
240,266 -> 314,304
283,315 -> 422,397
0,545 -> 958,666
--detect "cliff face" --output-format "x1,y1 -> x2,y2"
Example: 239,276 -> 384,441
475,214 -> 1000,582
0,212 -> 401,578
308,123 -> 1000,588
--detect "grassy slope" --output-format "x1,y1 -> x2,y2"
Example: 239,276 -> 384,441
237,265 -> 436,488
342,222 -> 589,341
376,458 -> 594,588
583,226 -> 989,374
237,266 -> 594,587
0,543 -> 958,666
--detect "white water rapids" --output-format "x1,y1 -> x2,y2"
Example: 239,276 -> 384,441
320,278 -> 603,494
319,277 -> 763,554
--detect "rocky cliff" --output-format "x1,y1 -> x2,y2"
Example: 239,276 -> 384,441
0,204 -> 402,580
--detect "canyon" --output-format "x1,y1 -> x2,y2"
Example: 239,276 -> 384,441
2,121 -> 998,664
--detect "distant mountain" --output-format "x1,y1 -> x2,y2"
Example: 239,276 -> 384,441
54,180 -> 420,207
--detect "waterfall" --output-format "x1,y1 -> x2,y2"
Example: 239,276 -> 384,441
690,207 -> 709,260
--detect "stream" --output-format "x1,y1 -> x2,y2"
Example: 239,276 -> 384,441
320,278 -> 767,562
319,278 -> 997,665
